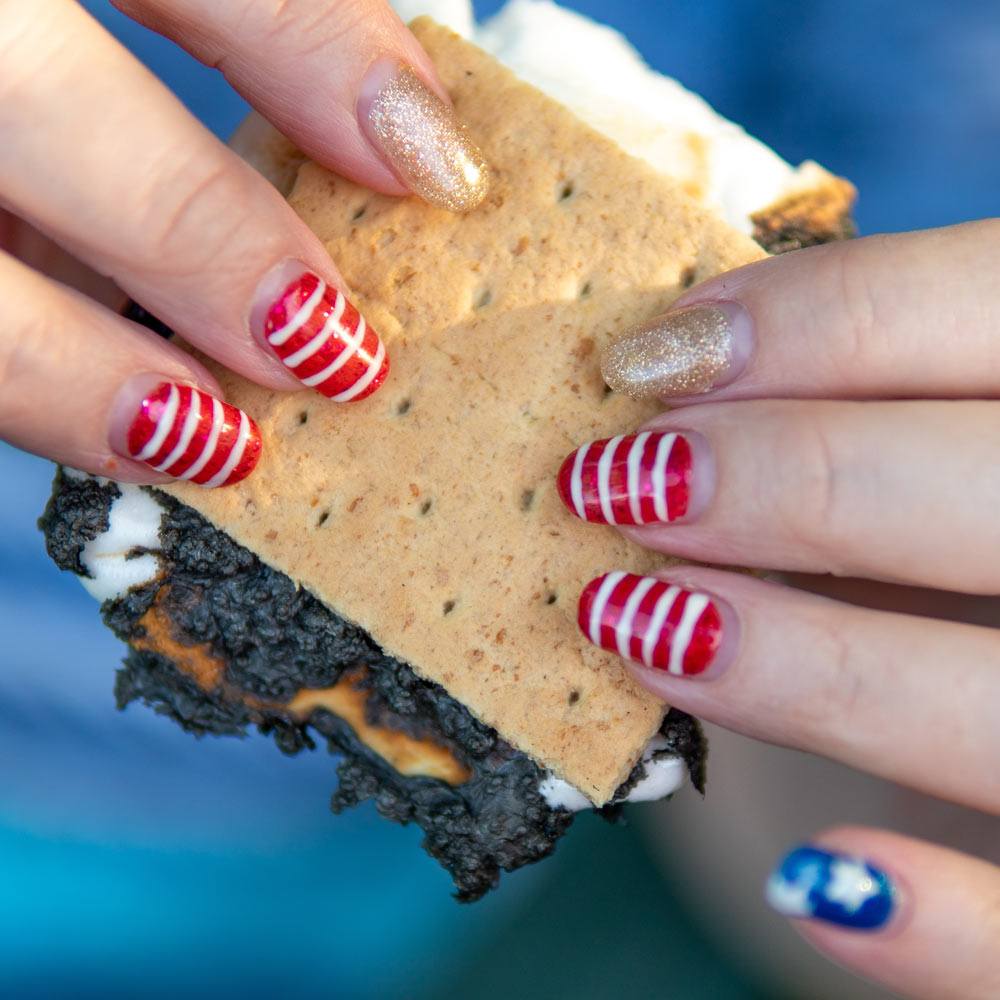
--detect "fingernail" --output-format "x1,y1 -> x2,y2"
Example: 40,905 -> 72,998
601,302 -> 751,400
254,264 -> 389,401
359,60 -> 490,213
557,431 -> 702,525
766,846 -> 896,931
578,573 -> 725,676
114,380 -> 261,487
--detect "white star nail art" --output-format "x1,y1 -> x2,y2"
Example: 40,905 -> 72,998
765,859 -> 825,917
765,872 -> 814,917
825,858 -> 879,913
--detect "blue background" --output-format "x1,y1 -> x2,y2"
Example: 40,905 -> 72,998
2,2 -> 998,997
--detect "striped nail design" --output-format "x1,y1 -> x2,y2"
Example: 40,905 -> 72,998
264,272 -> 389,401
557,432 -> 691,525
578,572 -> 722,675
126,382 -> 261,488
766,846 -> 896,931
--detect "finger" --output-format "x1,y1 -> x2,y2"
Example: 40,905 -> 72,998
557,399 -> 1000,593
0,208 -> 122,308
0,0 -> 388,402
600,220 -> 1000,401
766,828 -> 1000,1000
0,251 -> 260,486
575,568 -> 1000,813
114,0 -> 489,212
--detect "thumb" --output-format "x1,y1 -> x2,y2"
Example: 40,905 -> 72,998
113,0 -> 490,211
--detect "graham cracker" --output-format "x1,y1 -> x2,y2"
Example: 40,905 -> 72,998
164,18 -> 765,804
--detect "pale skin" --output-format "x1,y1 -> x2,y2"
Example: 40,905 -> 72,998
0,1 -> 995,994
614,223 -> 1000,998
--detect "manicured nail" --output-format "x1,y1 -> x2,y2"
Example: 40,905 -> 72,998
359,61 -> 490,213
578,573 -> 724,675
601,302 -> 751,400
258,267 -> 389,401
117,381 -> 261,487
557,431 -> 697,525
766,846 -> 896,931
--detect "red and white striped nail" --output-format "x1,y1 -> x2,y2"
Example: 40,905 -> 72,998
557,431 -> 697,525
578,572 -> 724,676
117,380 -> 261,487
256,266 -> 389,401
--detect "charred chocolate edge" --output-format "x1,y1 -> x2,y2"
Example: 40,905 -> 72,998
41,472 -> 700,900
38,469 -> 120,578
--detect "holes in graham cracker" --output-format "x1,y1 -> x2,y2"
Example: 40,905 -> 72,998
442,599 -> 456,615
680,265 -> 697,288
473,287 -> 493,310
316,510 -> 330,527
520,489 -> 535,512
298,411 -> 309,425
567,689 -> 580,705
578,280 -> 593,299
419,499 -> 433,516
545,591 -> 558,605
352,204 -> 368,222
558,181 -> 575,202
396,398 -> 412,416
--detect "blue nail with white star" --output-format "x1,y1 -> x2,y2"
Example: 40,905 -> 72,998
765,845 -> 896,931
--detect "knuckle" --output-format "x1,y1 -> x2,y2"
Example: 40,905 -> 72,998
128,153 -> 248,273
771,411 -> 849,570
818,240 -> 892,380
780,611 -> 866,749
814,621 -> 865,731
257,0 -> 371,48
0,307 -> 51,428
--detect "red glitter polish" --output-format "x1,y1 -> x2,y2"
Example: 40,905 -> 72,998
264,272 -> 389,401
127,382 -> 261,488
578,572 -> 722,675
557,432 -> 691,525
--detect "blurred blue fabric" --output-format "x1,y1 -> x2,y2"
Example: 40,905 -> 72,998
2,1 -> 998,997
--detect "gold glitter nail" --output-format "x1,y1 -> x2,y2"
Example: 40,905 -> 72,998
601,305 -> 736,400
367,66 -> 490,213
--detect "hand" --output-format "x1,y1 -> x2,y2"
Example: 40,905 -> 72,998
0,0 -> 488,486
558,220 -> 1000,999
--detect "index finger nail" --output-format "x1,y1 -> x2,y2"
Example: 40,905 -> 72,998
601,301 -> 752,400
